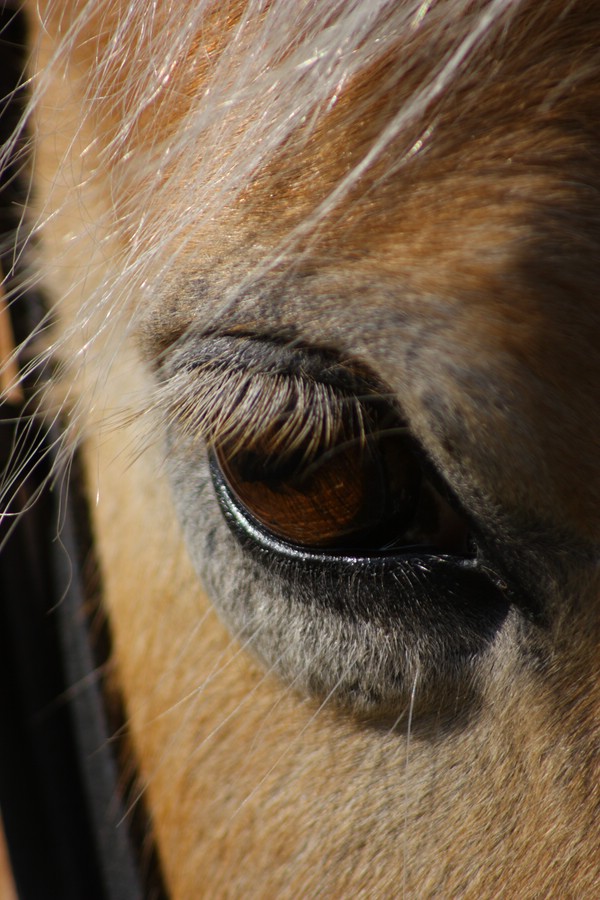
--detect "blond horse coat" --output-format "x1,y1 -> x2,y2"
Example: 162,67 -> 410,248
3,0 -> 600,895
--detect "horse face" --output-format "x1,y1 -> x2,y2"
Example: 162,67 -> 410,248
137,0 -> 600,716
10,0 -> 600,895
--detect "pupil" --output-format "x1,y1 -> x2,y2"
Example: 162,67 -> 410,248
234,447 -> 310,488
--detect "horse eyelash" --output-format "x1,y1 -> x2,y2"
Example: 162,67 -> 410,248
154,360 -> 373,462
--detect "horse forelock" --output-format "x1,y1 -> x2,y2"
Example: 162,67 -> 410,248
11,0 -> 598,497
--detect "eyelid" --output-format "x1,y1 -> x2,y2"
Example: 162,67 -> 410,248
158,333 -> 403,459
162,333 -> 386,395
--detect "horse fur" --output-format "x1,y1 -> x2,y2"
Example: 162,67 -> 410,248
2,0 -> 600,895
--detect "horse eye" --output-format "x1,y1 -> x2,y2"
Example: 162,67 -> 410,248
213,404 -> 469,554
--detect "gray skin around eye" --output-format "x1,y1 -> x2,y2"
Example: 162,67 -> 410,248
165,426 -> 524,723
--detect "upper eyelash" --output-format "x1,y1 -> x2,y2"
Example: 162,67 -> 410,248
155,336 -> 402,461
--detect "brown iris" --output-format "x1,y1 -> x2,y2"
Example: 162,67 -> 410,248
214,411 -> 423,550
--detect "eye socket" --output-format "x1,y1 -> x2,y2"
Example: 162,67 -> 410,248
213,400 -> 470,556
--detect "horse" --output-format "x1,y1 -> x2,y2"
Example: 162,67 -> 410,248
1,0 -> 599,896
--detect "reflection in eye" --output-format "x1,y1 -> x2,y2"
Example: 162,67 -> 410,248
213,400 -> 470,556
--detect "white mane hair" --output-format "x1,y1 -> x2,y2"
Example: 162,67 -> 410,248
0,0 -> 559,499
